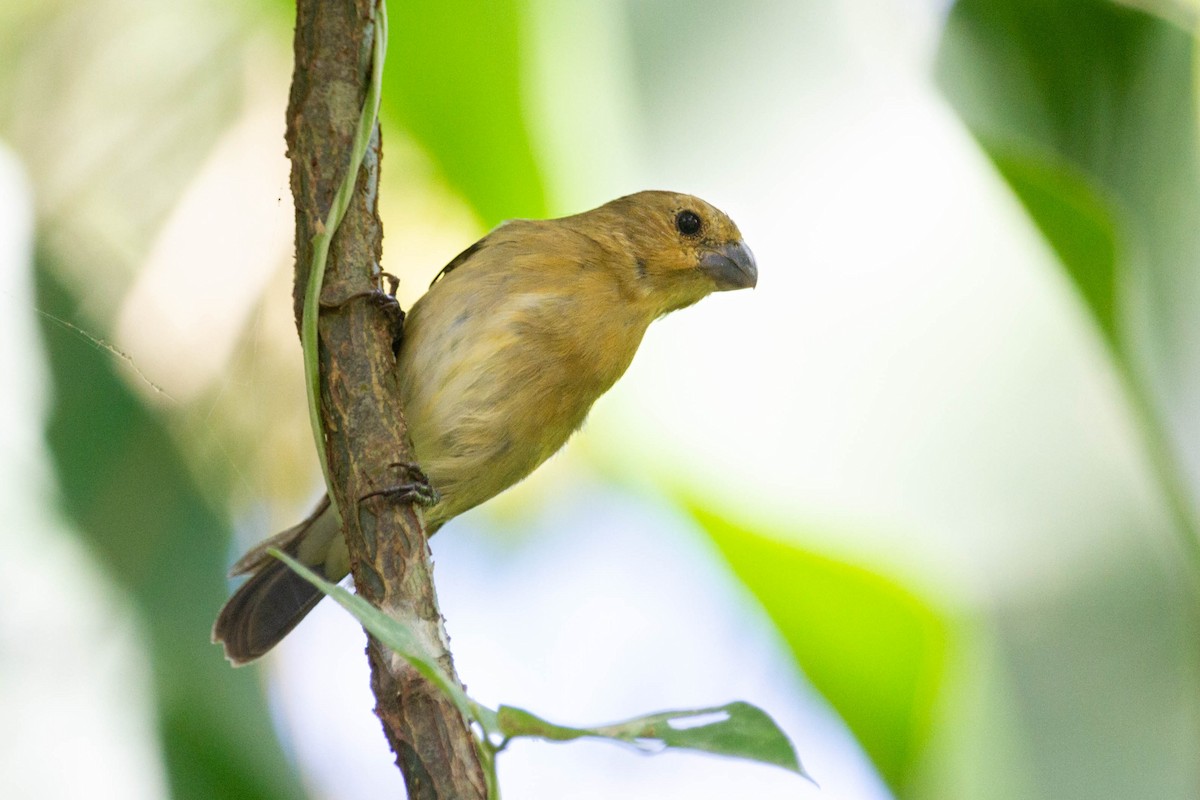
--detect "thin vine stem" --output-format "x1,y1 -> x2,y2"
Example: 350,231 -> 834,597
301,0 -> 389,525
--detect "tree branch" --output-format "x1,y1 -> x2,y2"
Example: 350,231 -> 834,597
285,1 -> 486,796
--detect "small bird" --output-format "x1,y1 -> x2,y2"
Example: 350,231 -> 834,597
214,190 -> 757,664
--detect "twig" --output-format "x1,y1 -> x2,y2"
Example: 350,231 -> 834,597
285,0 -> 487,795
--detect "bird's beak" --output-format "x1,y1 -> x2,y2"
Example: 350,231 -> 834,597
699,240 -> 758,290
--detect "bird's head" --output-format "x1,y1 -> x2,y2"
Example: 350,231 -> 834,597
579,190 -> 758,317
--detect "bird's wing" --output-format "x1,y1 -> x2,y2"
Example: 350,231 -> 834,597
428,221 -> 521,288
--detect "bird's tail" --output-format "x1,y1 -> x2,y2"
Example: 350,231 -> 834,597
213,496 -> 346,665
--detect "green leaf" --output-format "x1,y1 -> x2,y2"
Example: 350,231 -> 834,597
276,549 -> 809,783
691,506 -> 947,792
268,549 -> 478,725
935,0 -> 1200,364
258,0 -> 547,225
496,702 -> 808,779
936,0 -> 1200,583
384,0 -> 547,225
931,5 -> 1200,794
987,148 -> 1121,347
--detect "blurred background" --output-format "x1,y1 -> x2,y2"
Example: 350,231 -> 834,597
1,0 -> 1198,797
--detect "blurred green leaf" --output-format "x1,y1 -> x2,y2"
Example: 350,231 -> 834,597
384,0 -> 546,225
936,0 -> 1200,368
932,5 -> 1200,797
988,149 -> 1120,347
936,0 -> 1192,362
259,0 -> 547,226
937,0 -> 1200,575
497,702 -> 807,778
36,259 -> 306,800
691,506 -> 947,793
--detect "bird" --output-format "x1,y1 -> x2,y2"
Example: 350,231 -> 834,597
213,190 -> 757,664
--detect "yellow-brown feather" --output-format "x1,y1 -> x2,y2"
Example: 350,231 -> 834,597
214,189 -> 751,664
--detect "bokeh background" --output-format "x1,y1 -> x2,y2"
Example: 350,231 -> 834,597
2,0 -> 1199,798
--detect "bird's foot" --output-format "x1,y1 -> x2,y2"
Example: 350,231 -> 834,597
361,462 -> 440,508
320,272 -> 405,355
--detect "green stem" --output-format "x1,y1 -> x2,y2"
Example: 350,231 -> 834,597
301,0 -> 389,525
477,739 -> 502,800
1115,356 -> 1200,596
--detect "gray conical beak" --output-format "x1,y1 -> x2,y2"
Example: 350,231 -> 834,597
699,240 -> 758,290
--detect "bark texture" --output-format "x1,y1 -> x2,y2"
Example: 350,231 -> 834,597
285,2 -> 486,796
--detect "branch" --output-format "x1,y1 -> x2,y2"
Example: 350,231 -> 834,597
284,1 -> 487,796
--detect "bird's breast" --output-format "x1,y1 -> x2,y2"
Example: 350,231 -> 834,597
397,281 -> 648,524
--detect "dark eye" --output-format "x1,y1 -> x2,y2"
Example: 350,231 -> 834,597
675,209 -> 702,236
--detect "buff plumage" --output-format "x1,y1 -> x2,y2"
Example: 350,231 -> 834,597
214,190 -> 757,664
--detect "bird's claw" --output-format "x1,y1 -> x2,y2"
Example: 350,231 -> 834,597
320,274 -> 405,355
360,462 -> 440,508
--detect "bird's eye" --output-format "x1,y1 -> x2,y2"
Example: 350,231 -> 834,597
675,210 -> 702,236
